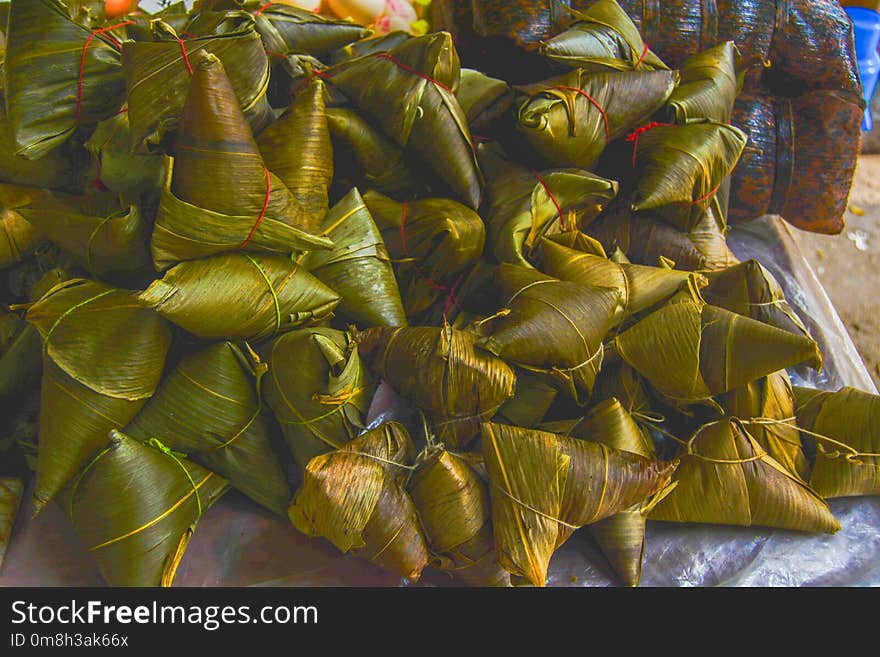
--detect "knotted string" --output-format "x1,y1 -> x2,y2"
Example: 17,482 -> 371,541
239,167 -> 272,248
76,21 -> 134,126
745,299 -> 787,308
684,419 -> 771,464
683,416 -> 880,466
290,69 -> 333,100
626,121 -> 675,167
375,53 -> 454,93
399,202 -> 463,317
85,213 -> 117,272
552,85 -> 610,142
521,342 -> 605,376
348,450 -> 418,471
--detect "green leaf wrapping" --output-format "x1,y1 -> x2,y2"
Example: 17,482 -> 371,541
614,284 -> 823,409
721,371 -> 810,482
476,264 -> 621,405
150,51 -> 332,270
60,430 -> 228,586
301,188 -> 407,329
479,144 -> 617,268
648,419 -> 840,533
288,422 -> 429,581
325,33 -> 483,209
123,15 -> 273,153
630,121 -> 747,232
703,259 -> 818,354
457,68 -> 513,132
261,327 -> 374,471
125,341 -> 291,517
516,68 -> 678,170
326,107 -> 419,197
18,192 -> 152,286
584,203 -> 740,272
25,279 -> 172,512
537,0 -> 669,72
363,190 -> 485,319
408,449 -> 511,587
84,111 -> 165,203
5,0 -> 127,158
0,184 -> 46,269
0,97 -> 80,191
139,253 -> 340,342
248,3 -> 371,58
0,478 -> 24,572
794,386 -> 880,499
540,238 -> 695,324
481,421 -> 676,587
256,76 -> 334,236
541,398 -> 657,587
664,41 -> 740,124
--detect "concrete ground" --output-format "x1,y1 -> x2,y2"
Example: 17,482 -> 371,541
793,153 -> 880,390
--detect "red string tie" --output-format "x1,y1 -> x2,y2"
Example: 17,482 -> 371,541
76,21 -> 134,126
531,170 -> 567,231
254,2 -> 276,17
690,183 -> 722,206
177,37 -> 194,76
239,168 -> 272,248
399,203 -> 463,316
626,121 -> 675,167
376,53 -> 454,94
290,69 -> 333,101
635,42 -> 650,69
442,272 -> 466,320
552,85 -> 610,143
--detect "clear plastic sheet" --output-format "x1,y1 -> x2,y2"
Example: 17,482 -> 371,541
1,215 -> 877,588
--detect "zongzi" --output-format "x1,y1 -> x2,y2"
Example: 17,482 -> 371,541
62,430 -> 228,586
648,419 -> 840,533
793,386 -> 880,499
125,341 -> 291,516
25,279 -> 172,512
288,422 -> 430,581
408,448 -> 511,586
139,252 -> 340,341
357,324 -> 516,450
262,326 -> 375,471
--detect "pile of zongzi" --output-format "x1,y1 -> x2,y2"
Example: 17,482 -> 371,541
0,0 -> 876,589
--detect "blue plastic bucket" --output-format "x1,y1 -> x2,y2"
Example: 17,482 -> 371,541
847,7 -> 880,131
